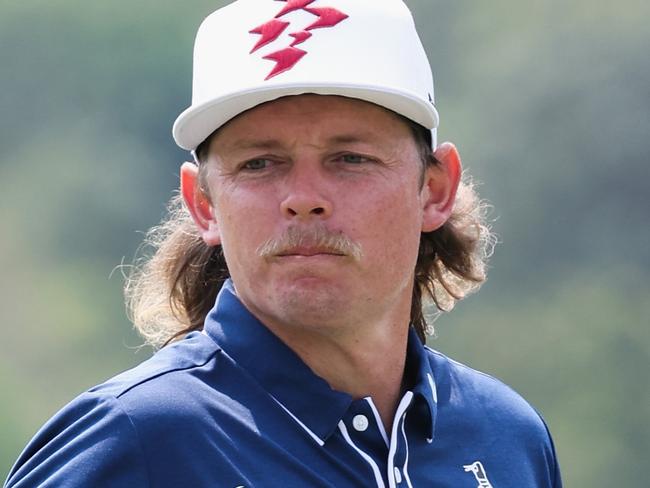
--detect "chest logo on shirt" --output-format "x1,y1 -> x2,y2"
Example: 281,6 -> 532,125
249,0 -> 349,80
463,461 -> 494,488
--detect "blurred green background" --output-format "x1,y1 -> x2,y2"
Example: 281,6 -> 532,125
1,0 -> 648,485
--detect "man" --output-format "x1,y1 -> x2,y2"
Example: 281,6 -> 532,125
5,0 -> 562,487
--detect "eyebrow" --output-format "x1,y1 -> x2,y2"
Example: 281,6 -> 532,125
327,134 -> 378,145
222,139 -> 279,153
224,133 -> 381,153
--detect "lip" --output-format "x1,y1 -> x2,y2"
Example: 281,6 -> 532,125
276,247 -> 345,258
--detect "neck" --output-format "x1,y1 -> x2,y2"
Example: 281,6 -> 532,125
261,309 -> 411,432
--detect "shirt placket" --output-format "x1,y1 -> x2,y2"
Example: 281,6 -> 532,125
387,391 -> 414,488
336,392 -> 417,488
338,397 -> 391,487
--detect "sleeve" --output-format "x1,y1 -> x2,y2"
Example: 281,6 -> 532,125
544,419 -> 563,488
4,392 -> 149,488
529,409 -> 562,488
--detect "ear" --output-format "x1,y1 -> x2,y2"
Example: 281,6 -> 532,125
180,162 -> 221,246
420,142 -> 462,232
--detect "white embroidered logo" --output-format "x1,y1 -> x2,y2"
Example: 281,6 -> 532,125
463,461 -> 494,488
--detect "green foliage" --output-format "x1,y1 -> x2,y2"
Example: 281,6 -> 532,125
1,0 -> 648,485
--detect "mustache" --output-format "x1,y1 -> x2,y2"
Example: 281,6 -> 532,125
256,226 -> 363,261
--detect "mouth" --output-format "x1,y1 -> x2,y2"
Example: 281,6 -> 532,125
257,226 -> 363,262
276,246 -> 346,258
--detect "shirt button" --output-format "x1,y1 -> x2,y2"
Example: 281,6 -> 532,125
394,467 -> 402,483
352,414 -> 369,432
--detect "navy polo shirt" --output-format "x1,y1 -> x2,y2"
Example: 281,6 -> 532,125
6,280 -> 562,487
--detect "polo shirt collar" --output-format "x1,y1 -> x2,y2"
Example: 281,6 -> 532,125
204,280 -> 352,444
407,329 -> 439,441
203,280 -> 437,443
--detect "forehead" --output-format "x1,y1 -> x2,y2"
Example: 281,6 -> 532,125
209,94 -> 414,150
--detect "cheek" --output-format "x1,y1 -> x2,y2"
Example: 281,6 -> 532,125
352,182 -> 423,260
212,186 -> 278,256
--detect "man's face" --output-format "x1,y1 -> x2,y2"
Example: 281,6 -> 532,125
201,95 -> 438,333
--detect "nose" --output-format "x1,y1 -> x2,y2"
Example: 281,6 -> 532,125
280,164 -> 333,220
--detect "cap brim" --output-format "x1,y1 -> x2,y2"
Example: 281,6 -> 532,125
172,83 -> 439,151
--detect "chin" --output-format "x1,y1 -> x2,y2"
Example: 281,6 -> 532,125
271,281 -> 350,327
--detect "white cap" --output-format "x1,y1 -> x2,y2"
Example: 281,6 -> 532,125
172,0 -> 439,151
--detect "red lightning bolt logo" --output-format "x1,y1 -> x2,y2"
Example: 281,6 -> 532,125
249,0 -> 349,80
275,0 -> 316,17
249,19 -> 290,53
303,7 -> 348,30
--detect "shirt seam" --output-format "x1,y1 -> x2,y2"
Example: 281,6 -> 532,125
108,395 -> 152,488
112,349 -> 218,400
425,345 -> 528,400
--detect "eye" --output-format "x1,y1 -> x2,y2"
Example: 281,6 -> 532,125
338,153 -> 371,164
242,158 -> 272,170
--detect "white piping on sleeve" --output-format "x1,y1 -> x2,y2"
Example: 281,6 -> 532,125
365,397 -> 390,447
387,391 -> 414,488
338,421 -> 386,488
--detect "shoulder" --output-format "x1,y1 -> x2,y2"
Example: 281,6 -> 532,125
80,330 -> 228,440
90,331 -> 219,399
424,346 -> 563,487
5,332 -> 221,487
424,345 -> 555,445
426,346 -> 541,411
5,387 -> 149,486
